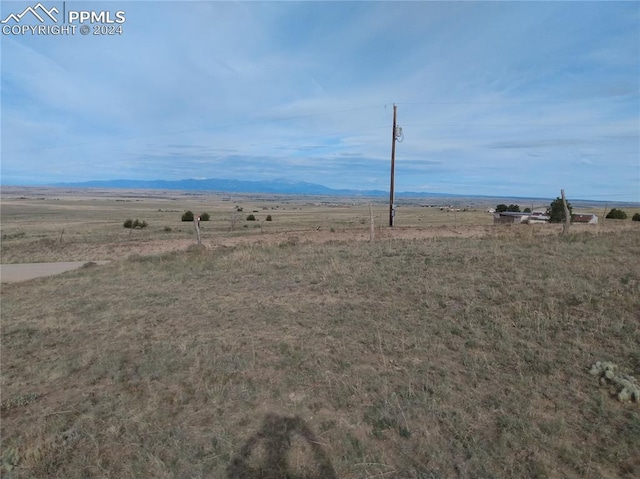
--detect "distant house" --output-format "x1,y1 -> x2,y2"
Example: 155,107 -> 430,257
572,213 -> 598,224
493,212 -> 530,224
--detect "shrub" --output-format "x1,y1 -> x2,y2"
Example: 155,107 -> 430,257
632,213 -> 640,222
182,211 -> 194,222
606,208 -> 627,220
523,207 -> 532,213
164,226 -> 172,232
125,219 -> 147,229
200,212 -> 210,221
266,215 -> 273,221
547,197 -> 573,223
496,204 -> 520,213
246,214 -> 256,221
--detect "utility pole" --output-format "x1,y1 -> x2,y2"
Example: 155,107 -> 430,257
389,104 -> 397,227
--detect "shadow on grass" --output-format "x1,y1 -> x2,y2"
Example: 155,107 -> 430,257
227,414 -> 337,479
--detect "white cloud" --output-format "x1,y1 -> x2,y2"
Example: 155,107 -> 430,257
1,1 -> 638,200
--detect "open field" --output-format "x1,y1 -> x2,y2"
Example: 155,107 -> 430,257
2,188 -> 640,478
2,186 -> 638,265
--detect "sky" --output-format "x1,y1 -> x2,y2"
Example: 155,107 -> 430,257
1,0 -> 639,201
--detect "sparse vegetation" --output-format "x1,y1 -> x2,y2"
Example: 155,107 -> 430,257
2,224 -> 639,478
2,188 -> 640,477
606,208 -> 628,220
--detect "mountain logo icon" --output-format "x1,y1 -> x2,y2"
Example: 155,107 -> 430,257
1,3 -> 59,24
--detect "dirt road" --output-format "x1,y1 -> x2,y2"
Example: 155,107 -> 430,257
0,261 -> 109,283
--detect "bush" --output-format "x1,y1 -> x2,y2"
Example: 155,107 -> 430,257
164,226 -> 172,232
265,215 -> 273,222
496,204 -> 520,213
200,212 -> 210,221
632,213 -> 640,222
124,219 -> 147,229
523,207 -> 531,213
182,211 -> 194,222
606,208 -> 627,220
246,214 -> 256,221
547,197 -> 573,223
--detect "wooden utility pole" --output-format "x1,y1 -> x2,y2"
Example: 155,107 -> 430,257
561,189 -> 570,235
389,104 -> 397,227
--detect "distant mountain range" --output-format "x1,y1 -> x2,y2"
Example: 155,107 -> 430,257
53,177 -> 459,198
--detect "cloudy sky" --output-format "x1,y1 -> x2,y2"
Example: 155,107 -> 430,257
1,0 -> 638,201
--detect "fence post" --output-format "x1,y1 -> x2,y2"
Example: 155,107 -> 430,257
194,216 -> 201,245
561,189 -> 570,235
369,204 -> 375,242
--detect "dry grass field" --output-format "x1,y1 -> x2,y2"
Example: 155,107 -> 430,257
2,188 -> 640,478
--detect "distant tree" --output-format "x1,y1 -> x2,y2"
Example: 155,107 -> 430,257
523,207 -> 532,213
265,215 -> 273,221
547,197 -> 573,223
507,204 -> 521,212
182,210 -> 194,222
200,212 -> 210,221
632,213 -> 640,222
246,214 -> 256,221
123,219 -> 133,228
606,208 -> 627,220
496,204 -> 508,212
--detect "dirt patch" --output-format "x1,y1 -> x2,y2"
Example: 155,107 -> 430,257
0,261 -> 110,283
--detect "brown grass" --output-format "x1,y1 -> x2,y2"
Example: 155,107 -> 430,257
2,205 -> 640,478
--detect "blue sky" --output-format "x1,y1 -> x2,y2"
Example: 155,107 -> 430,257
1,0 -> 638,201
